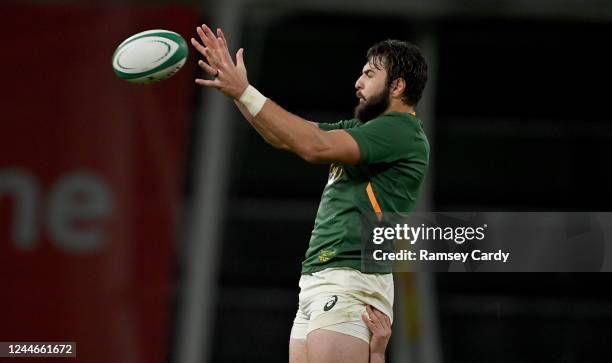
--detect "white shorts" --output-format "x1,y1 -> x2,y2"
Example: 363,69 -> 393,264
289,267 -> 394,344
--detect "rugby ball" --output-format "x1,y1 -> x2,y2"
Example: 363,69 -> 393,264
112,29 -> 188,84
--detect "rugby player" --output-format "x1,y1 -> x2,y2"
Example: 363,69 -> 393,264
191,24 -> 429,363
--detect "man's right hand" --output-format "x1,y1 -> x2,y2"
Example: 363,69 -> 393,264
191,24 -> 249,100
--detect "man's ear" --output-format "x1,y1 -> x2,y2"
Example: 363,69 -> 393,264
390,78 -> 406,98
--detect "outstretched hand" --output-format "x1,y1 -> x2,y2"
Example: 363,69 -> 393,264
190,24 -> 249,99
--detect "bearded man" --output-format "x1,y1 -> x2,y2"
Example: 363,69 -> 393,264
191,25 -> 429,363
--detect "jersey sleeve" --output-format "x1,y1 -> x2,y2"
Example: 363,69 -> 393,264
345,115 -> 423,164
317,119 -> 362,131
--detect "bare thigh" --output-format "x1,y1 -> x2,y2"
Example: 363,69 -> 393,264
290,338 -> 308,363
306,329 -> 369,363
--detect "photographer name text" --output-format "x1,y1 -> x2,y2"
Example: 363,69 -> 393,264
372,249 -> 510,263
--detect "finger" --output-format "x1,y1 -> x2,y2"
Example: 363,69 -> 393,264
203,48 -> 222,68
366,305 -> 383,329
190,38 -> 207,56
382,312 -> 392,330
366,305 -> 377,323
373,309 -> 390,331
370,306 -> 389,329
197,60 -> 217,76
216,32 -> 233,65
361,312 -> 375,330
195,78 -> 220,88
202,24 -> 219,48
216,28 -> 234,64
236,48 -> 245,69
216,36 -> 232,65
196,26 -> 213,48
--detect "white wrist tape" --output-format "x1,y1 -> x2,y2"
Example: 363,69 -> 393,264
239,85 -> 267,117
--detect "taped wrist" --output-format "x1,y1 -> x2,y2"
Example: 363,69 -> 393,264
239,85 -> 267,117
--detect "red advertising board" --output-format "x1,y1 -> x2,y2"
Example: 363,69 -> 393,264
0,4 -> 197,362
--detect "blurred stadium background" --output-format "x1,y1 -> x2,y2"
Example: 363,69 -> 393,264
1,0 -> 612,362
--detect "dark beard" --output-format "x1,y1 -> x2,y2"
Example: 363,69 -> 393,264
354,86 -> 390,123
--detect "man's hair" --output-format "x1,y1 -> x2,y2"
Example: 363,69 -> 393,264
366,39 -> 428,106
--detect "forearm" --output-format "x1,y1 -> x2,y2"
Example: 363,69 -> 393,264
249,99 -> 329,162
233,100 -> 288,149
236,85 -> 360,164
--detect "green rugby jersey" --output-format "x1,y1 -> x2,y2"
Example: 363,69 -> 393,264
301,112 -> 429,273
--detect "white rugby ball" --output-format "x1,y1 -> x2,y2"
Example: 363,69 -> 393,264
112,29 -> 188,84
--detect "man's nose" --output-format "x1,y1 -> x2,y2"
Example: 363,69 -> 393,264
355,76 -> 363,90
